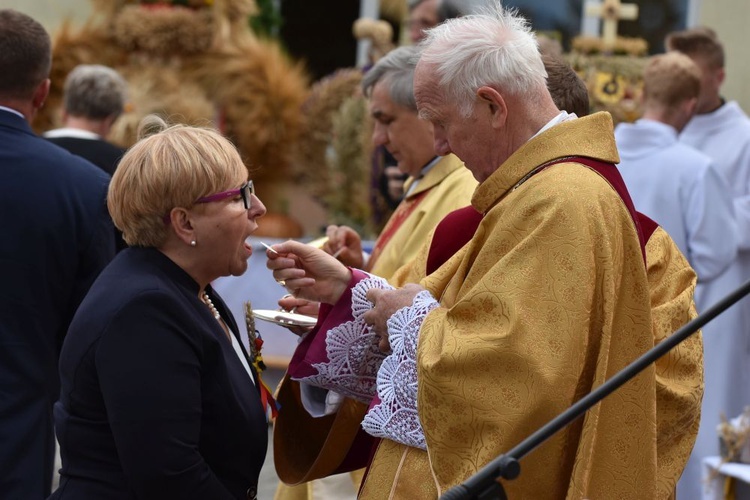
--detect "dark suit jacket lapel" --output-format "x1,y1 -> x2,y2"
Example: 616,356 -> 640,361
209,287 -> 262,397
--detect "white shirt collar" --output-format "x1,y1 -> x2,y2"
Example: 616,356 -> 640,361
0,105 -> 26,120
530,110 -> 577,141
405,156 -> 441,197
43,127 -> 102,140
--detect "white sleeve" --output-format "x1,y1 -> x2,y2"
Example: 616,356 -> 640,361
734,194 -> 750,251
685,165 -> 739,281
298,386 -> 346,417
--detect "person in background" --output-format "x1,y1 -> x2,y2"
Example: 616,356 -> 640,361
45,64 -> 130,251
407,0 -> 468,43
324,45 -> 477,280
408,0 -> 441,43
615,52 -> 737,282
378,150 -> 408,210
543,53 -> 590,117
368,0 -> 470,228
51,116 -> 269,499
665,27 -> 750,500
44,64 -> 127,176
268,6 -> 702,498
0,9 -> 115,499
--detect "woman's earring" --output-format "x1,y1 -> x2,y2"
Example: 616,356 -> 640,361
190,240 -> 196,247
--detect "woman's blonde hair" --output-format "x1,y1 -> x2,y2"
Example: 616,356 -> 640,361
108,115 -> 247,247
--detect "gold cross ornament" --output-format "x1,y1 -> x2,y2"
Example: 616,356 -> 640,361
585,0 -> 639,51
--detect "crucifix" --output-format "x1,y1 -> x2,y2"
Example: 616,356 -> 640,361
585,0 -> 639,51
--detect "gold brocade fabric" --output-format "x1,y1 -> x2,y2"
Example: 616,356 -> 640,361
360,113 -> 703,499
644,227 -> 703,497
359,441 -> 438,499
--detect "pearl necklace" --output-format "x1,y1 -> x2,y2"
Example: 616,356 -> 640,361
201,291 -> 221,320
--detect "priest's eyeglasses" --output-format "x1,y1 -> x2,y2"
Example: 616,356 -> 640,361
195,180 -> 254,210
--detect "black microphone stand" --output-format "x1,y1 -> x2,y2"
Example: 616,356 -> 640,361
441,278 -> 750,500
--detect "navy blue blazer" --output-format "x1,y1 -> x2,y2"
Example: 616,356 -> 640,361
0,108 -> 115,499
52,247 -> 268,500
44,136 -> 125,177
44,135 -> 129,252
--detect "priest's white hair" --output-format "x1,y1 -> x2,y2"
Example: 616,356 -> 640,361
418,4 -> 548,116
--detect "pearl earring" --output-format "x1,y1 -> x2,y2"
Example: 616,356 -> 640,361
190,240 -> 196,247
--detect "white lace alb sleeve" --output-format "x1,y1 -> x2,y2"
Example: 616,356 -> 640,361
296,275 -> 393,403
361,290 -> 439,450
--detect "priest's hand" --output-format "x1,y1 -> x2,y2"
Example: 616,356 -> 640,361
278,294 -> 320,317
364,284 -> 425,352
265,240 -> 351,305
324,225 -> 364,268
278,294 -> 320,336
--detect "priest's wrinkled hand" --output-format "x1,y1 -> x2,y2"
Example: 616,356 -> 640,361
324,224 -> 364,268
364,284 -> 425,352
265,240 -> 351,305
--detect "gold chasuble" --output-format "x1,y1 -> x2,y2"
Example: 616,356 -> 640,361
359,113 -> 703,499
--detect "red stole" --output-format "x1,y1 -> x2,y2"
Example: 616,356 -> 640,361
426,156 -> 651,275
426,206 -> 483,275
367,189 -> 430,272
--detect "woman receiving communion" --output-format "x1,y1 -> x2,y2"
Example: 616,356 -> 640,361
51,116 -> 268,500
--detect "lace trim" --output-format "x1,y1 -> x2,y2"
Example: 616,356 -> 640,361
297,275 -> 393,403
362,290 -> 439,450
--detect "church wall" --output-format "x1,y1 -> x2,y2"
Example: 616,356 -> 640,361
697,0 -> 750,113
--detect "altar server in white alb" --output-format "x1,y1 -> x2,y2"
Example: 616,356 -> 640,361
668,27 -> 750,248
615,52 -> 737,283
664,28 -> 750,500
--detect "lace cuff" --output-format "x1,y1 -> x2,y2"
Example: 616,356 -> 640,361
361,290 -> 439,450
294,273 -> 393,403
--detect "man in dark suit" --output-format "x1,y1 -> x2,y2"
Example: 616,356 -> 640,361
43,64 -> 127,177
0,10 -> 116,499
